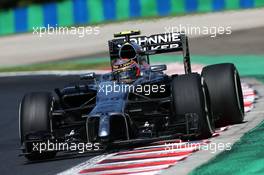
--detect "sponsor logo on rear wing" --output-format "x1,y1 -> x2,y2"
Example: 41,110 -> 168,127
130,33 -> 182,51
108,33 -> 186,58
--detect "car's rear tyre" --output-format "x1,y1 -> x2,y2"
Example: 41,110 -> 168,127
19,92 -> 56,160
202,63 -> 244,127
171,73 -> 214,139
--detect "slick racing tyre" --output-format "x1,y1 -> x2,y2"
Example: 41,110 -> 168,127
171,73 -> 215,139
19,92 -> 56,160
202,63 -> 244,127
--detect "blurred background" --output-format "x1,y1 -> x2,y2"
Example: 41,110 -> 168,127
0,0 -> 263,76
1,0 -> 264,35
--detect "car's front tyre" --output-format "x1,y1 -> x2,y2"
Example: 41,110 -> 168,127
171,73 -> 215,139
19,92 -> 56,160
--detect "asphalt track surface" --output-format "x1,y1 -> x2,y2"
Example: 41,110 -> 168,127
0,75 -> 101,175
0,74 -> 261,175
189,26 -> 264,55
0,27 -> 263,175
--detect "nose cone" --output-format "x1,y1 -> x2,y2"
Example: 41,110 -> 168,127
98,114 -> 110,138
99,130 -> 108,137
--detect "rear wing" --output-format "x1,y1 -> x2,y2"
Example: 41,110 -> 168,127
108,32 -> 192,73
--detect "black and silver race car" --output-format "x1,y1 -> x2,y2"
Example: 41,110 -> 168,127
19,30 -> 244,160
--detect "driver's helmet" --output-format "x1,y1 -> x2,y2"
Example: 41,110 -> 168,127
113,58 -> 140,83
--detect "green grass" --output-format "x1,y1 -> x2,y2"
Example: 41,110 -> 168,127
1,55 -> 264,76
150,55 -> 264,76
0,57 -> 110,72
190,119 -> 264,175
252,75 -> 264,83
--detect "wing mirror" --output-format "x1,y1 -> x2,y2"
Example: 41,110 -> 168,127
80,72 -> 96,80
150,64 -> 167,72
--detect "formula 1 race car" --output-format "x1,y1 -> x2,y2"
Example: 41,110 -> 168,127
19,30 -> 244,160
